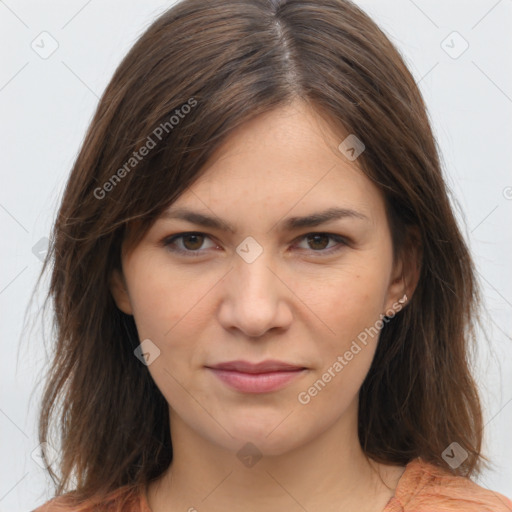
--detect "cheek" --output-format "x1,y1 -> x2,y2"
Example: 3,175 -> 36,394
128,278 -> 175,341
295,271 -> 387,416
126,254 -> 202,336
126,259 -> 222,374
300,264 -> 388,333
296,261 -> 391,386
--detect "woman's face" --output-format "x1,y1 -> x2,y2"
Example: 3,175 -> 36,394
111,100 -> 407,456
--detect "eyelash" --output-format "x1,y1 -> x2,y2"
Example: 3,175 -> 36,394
161,232 -> 349,257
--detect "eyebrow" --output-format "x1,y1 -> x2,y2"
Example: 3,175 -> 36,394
159,206 -> 369,233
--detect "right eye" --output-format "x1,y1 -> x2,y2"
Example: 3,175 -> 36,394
161,232 -> 218,256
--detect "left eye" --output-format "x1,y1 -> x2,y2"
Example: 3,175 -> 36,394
295,233 -> 346,252
162,232 -> 347,256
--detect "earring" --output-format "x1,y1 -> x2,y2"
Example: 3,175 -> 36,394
398,293 -> 408,305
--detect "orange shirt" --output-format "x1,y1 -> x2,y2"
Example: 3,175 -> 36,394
382,457 -> 512,511
33,457 -> 512,511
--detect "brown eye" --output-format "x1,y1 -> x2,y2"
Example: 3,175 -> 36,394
181,234 -> 205,251
305,234 -> 330,251
162,232 -> 217,256
295,233 -> 347,254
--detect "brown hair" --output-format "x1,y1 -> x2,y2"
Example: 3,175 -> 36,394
30,0 -> 489,507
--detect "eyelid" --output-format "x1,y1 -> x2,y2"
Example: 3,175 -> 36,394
161,231 -> 350,256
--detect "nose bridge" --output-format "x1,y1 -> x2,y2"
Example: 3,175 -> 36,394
218,235 -> 291,337
234,235 -> 278,303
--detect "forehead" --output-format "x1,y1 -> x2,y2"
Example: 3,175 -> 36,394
170,101 -> 385,222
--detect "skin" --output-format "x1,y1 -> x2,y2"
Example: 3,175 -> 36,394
110,99 -> 418,512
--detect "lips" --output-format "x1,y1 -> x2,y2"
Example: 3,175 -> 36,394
206,360 -> 307,393
208,359 -> 305,373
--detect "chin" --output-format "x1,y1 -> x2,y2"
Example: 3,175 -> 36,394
214,415 -> 308,458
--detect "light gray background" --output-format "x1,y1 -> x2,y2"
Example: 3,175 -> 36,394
1,1 -> 511,510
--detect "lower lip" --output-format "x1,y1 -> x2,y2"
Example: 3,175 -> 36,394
207,368 -> 306,393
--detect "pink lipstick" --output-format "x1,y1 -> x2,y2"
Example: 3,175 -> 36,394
206,360 -> 307,393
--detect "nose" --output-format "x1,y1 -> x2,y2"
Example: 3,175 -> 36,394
217,245 -> 293,338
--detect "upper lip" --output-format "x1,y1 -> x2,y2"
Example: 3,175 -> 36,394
207,360 -> 305,374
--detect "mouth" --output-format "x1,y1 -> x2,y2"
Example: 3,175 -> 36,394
205,360 -> 307,393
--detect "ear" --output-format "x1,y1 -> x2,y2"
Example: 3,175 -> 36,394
109,267 -> 134,315
384,226 -> 422,314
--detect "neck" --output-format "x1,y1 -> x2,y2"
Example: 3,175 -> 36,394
147,400 -> 405,512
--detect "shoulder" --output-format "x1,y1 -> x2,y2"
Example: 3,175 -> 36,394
31,483 -> 149,512
386,457 -> 512,512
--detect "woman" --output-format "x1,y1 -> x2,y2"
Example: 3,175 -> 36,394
32,0 -> 512,510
